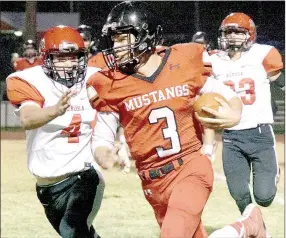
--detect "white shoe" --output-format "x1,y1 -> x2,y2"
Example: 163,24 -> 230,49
238,204 -> 267,238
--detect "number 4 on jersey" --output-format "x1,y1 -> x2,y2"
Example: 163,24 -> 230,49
61,114 -> 82,143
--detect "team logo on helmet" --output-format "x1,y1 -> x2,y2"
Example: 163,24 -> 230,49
59,41 -> 79,52
102,22 -> 119,33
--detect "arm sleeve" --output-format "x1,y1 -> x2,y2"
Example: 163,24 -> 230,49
202,50 -> 213,76
262,47 -> 283,73
199,76 -> 237,101
7,77 -> 45,109
91,112 -> 120,155
86,74 -> 120,112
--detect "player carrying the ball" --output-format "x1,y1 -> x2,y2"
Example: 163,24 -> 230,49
87,1 -> 245,237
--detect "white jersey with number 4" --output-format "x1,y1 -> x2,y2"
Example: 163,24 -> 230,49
6,66 -> 104,178
210,43 -> 283,130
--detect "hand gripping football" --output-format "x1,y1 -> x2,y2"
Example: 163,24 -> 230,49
193,92 -> 228,118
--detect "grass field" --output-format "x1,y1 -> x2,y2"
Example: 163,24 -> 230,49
1,138 -> 284,238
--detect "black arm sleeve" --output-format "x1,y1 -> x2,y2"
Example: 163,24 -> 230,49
272,72 -> 285,90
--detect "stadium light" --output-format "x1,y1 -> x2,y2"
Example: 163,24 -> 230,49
14,31 -> 23,37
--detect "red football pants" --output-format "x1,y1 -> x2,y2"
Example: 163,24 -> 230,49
141,151 -> 214,238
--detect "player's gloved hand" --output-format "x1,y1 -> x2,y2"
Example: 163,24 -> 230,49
53,90 -> 75,116
201,140 -> 217,162
94,146 -> 117,170
195,97 -> 241,129
117,143 -> 131,174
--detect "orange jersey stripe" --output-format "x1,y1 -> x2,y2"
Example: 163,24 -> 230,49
262,47 -> 283,73
7,77 -> 45,108
14,57 -> 43,71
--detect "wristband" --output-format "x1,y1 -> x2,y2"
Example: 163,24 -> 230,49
203,144 -> 214,155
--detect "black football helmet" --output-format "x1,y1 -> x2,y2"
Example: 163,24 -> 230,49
192,31 -> 211,51
23,39 -> 37,49
77,25 -> 93,42
23,39 -> 38,58
101,1 -> 163,72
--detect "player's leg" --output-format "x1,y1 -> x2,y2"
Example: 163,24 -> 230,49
160,154 -> 213,238
59,167 -> 104,238
222,131 -> 252,214
36,183 -> 65,235
251,124 -> 279,207
193,220 -> 209,238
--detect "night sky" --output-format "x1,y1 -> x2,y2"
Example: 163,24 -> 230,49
1,1 -> 285,44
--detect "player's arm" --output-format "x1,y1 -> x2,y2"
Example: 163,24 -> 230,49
91,112 -> 120,169
201,128 -> 217,161
199,49 -> 218,156
7,77 -> 74,130
87,81 -> 123,169
269,71 -> 284,91
263,47 -> 284,90
197,76 -> 243,129
19,91 -> 74,130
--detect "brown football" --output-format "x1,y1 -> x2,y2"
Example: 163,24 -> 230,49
193,92 -> 228,118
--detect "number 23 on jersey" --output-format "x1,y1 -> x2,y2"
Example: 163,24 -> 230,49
224,78 -> 256,105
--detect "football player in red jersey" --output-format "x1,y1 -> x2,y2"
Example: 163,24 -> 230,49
87,2 -> 243,237
13,39 -> 43,71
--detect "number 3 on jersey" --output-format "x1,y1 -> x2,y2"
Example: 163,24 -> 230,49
224,78 -> 256,105
61,114 -> 81,143
149,107 -> 181,158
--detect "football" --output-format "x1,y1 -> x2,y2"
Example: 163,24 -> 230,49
193,92 -> 228,118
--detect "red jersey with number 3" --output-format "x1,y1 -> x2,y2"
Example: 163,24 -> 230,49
6,66 -> 99,177
87,43 -> 210,171
210,43 -> 283,130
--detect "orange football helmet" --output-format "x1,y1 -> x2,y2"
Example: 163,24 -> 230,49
40,25 -> 87,88
218,13 -> 256,52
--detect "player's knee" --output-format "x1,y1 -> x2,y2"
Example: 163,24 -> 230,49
161,209 -> 199,238
254,186 -> 277,207
228,185 -> 250,201
59,219 -> 77,238
255,194 -> 275,207
59,217 -> 89,238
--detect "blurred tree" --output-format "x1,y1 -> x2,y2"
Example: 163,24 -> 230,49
194,2 -> 200,32
23,1 -> 37,42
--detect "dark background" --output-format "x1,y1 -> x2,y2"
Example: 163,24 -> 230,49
1,1 -> 285,80
1,1 -> 285,46
0,1 -> 285,131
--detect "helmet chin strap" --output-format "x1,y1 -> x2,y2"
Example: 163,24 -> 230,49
117,44 -> 151,73
119,59 -> 139,74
